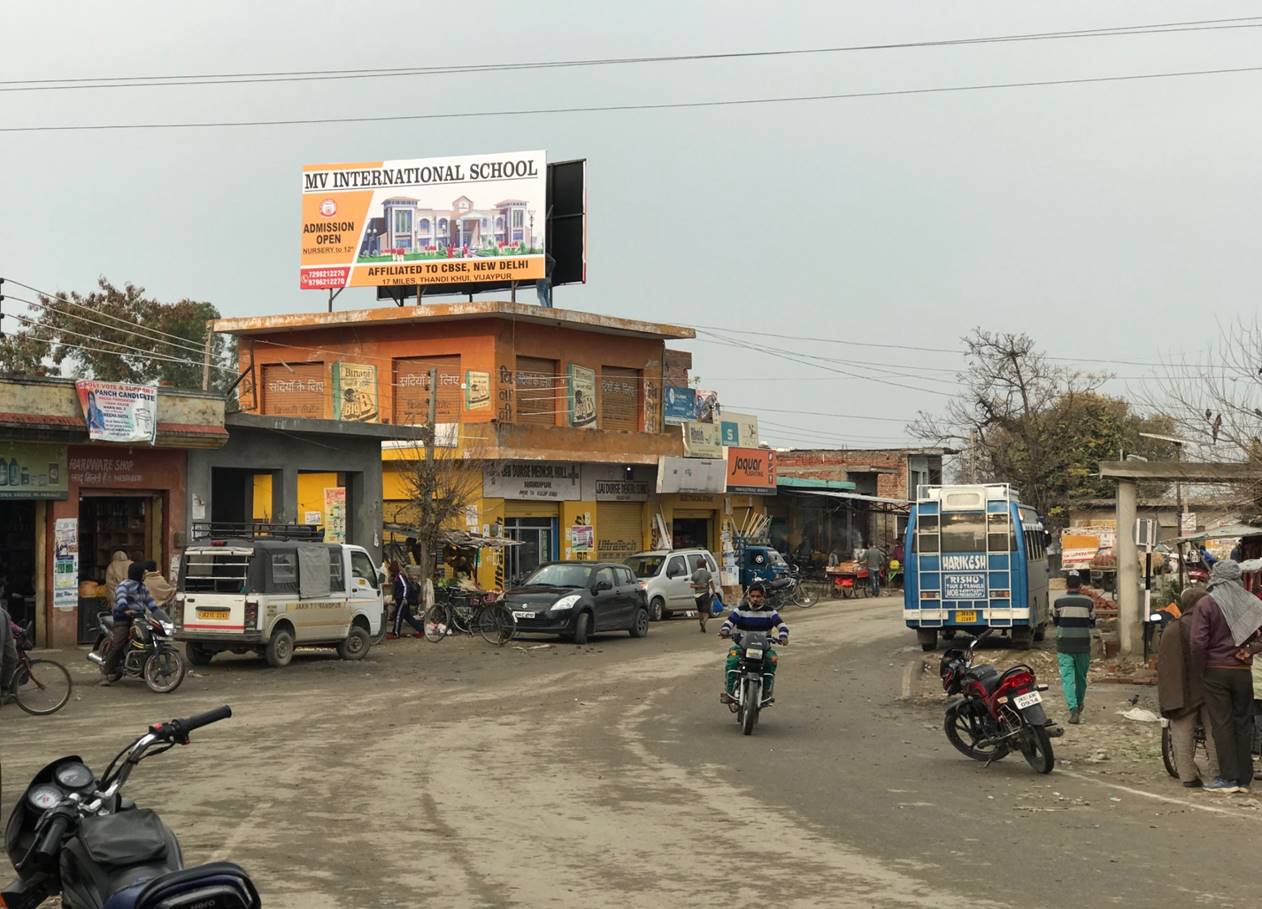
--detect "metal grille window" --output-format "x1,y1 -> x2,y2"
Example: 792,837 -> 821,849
393,356 -> 461,425
600,367 -> 640,432
181,550 -> 252,594
516,356 -> 557,426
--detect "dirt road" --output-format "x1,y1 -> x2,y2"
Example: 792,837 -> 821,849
4,601 -> 1260,907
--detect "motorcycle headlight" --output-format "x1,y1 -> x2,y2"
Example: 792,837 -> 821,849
161,621 -> 175,636
550,594 -> 582,612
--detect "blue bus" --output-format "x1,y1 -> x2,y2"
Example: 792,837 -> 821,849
903,484 -> 1050,652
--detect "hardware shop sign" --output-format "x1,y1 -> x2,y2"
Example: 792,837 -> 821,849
484,462 -> 582,501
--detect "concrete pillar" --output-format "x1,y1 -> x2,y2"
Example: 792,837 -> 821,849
276,466 -> 299,524
1117,478 -> 1141,656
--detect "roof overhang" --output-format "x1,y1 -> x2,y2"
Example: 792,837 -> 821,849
1099,461 -> 1262,482
226,412 -> 427,442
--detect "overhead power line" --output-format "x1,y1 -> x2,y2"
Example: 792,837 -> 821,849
3,17 -> 1258,92
5,64 -> 1261,133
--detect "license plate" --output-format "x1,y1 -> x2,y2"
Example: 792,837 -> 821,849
197,610 -> 230,621
954,610 -> 977,623
745,648 -> 763,659
512,611 -> 535,620
1013,691 -> 1042,709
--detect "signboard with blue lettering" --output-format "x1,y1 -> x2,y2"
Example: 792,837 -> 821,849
943,572 -> 986,600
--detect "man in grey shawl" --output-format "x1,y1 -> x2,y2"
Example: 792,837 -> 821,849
1190,560 -> 1262,792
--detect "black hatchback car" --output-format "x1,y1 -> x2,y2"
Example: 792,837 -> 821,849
504,561 -> 650,644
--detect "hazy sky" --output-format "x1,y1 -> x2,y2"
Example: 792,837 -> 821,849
5,2 -> 1260,450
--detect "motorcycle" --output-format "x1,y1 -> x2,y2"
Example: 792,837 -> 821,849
751,566 -> 814,610
1,705 -> 260,909
939,633 -> 1062,774
722,630 -> 782,735
88,609 -> 187,694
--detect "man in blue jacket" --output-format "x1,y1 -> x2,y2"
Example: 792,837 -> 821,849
104,561 -> 159,683
719,581 -> 789,701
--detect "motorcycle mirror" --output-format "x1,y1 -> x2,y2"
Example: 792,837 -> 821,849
1149,613 -> 1165,622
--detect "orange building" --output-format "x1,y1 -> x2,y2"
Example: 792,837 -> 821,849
213,301 -> 768,588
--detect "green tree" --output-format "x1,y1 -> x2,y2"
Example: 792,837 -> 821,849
0,277 -> 234,390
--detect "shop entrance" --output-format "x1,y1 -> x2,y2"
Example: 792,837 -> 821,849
0,501 -> 37,626
672,514 -> 713,551
504,517 -> 557,585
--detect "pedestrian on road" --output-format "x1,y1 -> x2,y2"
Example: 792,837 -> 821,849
1190,559 -> 1262,792
388,561 -> 424,639
691,556 -> 716,633
864,543 -> 886,597
1053,570 -> 1095,725
1158,585 -> 1220,787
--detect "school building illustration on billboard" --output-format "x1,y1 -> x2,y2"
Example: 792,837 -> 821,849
359,195 -> 538,258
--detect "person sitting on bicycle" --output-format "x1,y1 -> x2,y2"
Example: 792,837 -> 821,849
387,560 -> 425,639
104,562 -> 159,684
719,581 -> 789,702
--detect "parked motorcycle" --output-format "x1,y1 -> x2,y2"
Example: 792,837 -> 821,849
750,567 -> 814,610
939,634 -> 1061,773
88,609 -> 186,694
723,630 -> 782,735
1,705 -> 260,909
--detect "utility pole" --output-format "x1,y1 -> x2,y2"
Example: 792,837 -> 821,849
201,320 -> 214,392
419,367 -> 439,582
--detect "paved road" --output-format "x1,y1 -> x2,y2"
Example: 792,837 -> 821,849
4,601 -> 1259,907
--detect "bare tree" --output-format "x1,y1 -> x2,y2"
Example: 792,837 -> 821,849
391,439 -> 486,581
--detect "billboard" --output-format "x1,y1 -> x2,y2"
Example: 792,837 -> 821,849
332,362 -> 378,422
726,447 -> 776,494
301,150 -> 546,291
682,421 -> 723,459
76,380 -> 157,444
720,412 -> 760,447
656,456 -> 727,494
0,442 -> 67,500
568,365 -> 597,429
663,386 -> 696,425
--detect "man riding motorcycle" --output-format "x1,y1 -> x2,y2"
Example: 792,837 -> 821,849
103,561 -> 160,684
719,580 -> 789,702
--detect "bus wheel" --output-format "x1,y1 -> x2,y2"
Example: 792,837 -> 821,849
1033,623 -> 1047,643
1011,627 -> 1034,650
942,629 -> 956,641
917,629 -> 938,652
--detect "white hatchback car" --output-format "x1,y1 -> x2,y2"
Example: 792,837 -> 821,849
625,549 -> 720,621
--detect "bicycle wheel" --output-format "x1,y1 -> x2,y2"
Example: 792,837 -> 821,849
14,659 -> 73,716
476,603 -> 516,646
423,604 -> 453,643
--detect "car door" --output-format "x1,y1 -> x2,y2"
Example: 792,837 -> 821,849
348,548 -> 383,635
615,566 -> 642,625
665,555 -> 691,607
591,566 -> 622,631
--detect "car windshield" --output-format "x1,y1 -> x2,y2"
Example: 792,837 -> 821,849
626,555 -> 665,578
523,564 -> 592,588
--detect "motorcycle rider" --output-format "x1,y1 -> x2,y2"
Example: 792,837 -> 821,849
719,580 -> 789,702
103,562 -> 160,684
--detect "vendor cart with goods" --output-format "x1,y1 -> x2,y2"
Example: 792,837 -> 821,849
827,560 -> 870,598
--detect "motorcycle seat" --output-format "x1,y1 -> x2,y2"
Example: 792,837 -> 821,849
964,665 -> 1001,691
103,862 -> 260,909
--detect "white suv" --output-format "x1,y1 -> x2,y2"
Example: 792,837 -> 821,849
625,549 -> 720,621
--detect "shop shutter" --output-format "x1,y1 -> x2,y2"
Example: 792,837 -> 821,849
262,362 -> 327,418
516,356 -> 558,426
597,501 -> 644,561
393,356 -> 461,426
600,367 -> 640,433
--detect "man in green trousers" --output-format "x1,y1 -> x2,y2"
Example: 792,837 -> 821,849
1053,570 -> 1096,724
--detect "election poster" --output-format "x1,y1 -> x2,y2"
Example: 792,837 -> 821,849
75,380 -> 158,444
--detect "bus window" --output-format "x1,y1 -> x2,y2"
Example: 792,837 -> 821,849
987,512 -> 1015,552
941,513 -> 986,553
915,514 -> 939,553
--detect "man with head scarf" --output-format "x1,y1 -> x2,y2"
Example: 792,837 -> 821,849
104,550 -> 132,602
1159,585 -> 1220,787
1190,560 -> 1262,792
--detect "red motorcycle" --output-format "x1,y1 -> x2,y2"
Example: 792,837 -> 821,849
939,634 -> 1062,774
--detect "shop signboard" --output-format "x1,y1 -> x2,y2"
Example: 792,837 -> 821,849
484,462 -> 582,501
465,371 -> 491,411
323,487 -> 347,544
569,524 -> 594,553
53,517 -> 78,610
726,447 -> 776,494
332,362 -> 379,422
719,412 -> 760,448
944,571 -> 986,600
568,365 -> 597,429
694,389 -> 720,423
1059,533 -> 1100,570
0,442 -> 68,500
300,150 -> 546,290
663,386 -> 696,426
75,380 -> 158,444
656,456 -> 726,494
682,421 -> 723,459
582,464 -> 650,501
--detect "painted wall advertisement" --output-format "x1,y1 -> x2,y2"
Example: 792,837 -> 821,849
569,524 -> 594,554
682,421 -> 723,459
76,380 -> 158,444
332,362 -> 379,422
725,447 -> 776,494
663,386 -> 696,425
0,442 -> 68,500
323,487 -> 347,544
643,379 -> 661,433
568,365 -> 597,429
300,149 -> 547,290
720,412 -> 760,448
483,462 -> 582,500
53,517 -> 78,610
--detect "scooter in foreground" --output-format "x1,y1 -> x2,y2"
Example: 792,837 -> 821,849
2,705 -> 260,909
939,634 -> 1062,774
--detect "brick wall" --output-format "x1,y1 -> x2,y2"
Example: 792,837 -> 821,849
776,449 -> 910,499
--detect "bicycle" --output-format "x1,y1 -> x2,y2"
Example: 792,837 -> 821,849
423,589 -> 516,646
4,621 -> 73,716
1160,717 -> 1207,779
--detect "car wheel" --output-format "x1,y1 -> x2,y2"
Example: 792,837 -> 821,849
265,627 -> 295,668
186,643 -> 215,667
629,608 -> 649,638
649,597 -> 665,622
573,611 -> 591,645
337,625 -> 371,660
